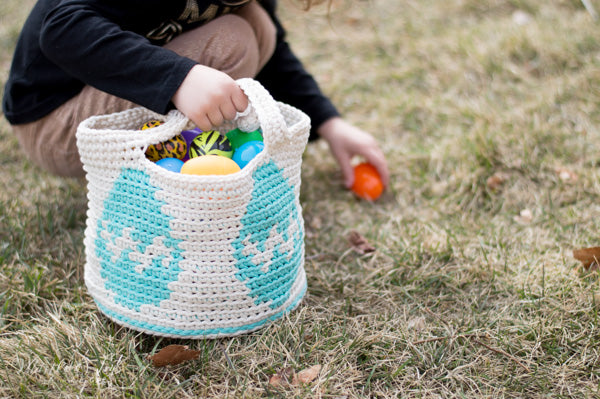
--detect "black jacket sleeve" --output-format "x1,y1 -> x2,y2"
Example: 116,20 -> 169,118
38,0 -> 196,115
256,0 -> 340,140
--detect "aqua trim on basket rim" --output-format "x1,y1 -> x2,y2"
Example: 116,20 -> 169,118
95,168 -> 184,312
231,160 -> 304,309
95,281 -> 307,337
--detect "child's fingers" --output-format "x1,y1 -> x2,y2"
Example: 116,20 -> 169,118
231,88 -> 249,112
336,153 -> 354,189
373,160 -> 390,187
342,164 -> 355,189
364,148 -> 390,187
220,101 -> 238,121
195,115 -> 213,132
207,109 -> 225,128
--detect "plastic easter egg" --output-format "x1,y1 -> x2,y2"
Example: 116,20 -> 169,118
232,141 -> 264,169
180,127 -> 202,161
351,163 -> 384,201
189,130 -> 233,158
180,127 -> 202,145
155,157 -> 184,173
226,128 -> 263,150
140,119 -> 164,130
145,134 -> 187,162
180,155 -> 241,176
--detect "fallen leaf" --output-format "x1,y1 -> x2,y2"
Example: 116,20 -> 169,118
293,365 -> 321,384
147,345 -> 201,367
348,231 -> 376,254
269,366 -> 295,387
268,374 -> 285,388
573,247 -> 600,271
346,16 -> 361,26
486,172 -> 509,190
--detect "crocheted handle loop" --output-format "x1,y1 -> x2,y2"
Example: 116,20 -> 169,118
234,78 -> 291,148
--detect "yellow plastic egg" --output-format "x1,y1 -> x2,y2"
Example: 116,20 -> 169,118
180,155 -> 241,176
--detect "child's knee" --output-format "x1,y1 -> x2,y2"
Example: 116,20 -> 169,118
215,14 -> 261,77
233,2 -> 277,69
166,14 -> 265,78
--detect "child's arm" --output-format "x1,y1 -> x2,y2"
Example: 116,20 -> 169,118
318,117 -> 390,189
38,1 -> 197,115
256,0 -> 389,188
255,0 -> 339,141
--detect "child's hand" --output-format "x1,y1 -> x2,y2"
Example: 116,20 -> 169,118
172,65 -> 248,131
317,117 -> 390,189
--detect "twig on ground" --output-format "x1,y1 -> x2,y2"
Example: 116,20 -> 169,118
470,338 -> 532,373
222,344 -> 235,371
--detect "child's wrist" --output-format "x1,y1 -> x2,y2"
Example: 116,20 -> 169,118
317,116 -> 345,141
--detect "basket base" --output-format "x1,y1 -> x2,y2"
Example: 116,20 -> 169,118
94,282 -> 307,339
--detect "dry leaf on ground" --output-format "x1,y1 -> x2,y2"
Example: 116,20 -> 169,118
486,172 -> 509,190
348,230 -> 376,254
269,365 -> 321,387
146,344 -> 201,367
293,365 -> 321,384
573,247 -> 600,271
269,367 -> 296,387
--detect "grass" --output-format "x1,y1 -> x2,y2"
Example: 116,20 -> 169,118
2,0 -> 600,397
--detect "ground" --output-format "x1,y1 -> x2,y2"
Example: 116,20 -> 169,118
1,0 -> 600,397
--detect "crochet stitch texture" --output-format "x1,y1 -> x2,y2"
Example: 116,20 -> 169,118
76,79 -> 310,338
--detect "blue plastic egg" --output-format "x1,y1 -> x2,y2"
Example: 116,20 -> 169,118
155,157 -> 184,173
232,141 -> 264,169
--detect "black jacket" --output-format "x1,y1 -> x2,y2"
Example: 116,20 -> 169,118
2,0 -> 338,139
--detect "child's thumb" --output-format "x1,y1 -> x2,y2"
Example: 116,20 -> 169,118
341,162 -> 355,189
331,148 -> 353,188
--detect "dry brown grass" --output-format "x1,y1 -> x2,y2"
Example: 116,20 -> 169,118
2,0 -> 600,397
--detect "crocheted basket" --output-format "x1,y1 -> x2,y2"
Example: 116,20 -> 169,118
76,79 -> 310,338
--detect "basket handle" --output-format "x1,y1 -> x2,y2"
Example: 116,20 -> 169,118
234,78 -> 291,147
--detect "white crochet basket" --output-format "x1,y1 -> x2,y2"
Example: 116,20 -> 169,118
76,79 -> 310,338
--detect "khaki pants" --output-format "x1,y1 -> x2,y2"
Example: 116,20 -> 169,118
12,1 -> 276,178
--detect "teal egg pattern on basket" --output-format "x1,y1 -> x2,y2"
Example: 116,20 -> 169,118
232,160 -> 304,309
93,161 -> 305,337
94,168 -> 184,311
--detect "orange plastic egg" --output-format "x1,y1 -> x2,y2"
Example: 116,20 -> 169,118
351,163 -> 384,201
180,155 -> 241,176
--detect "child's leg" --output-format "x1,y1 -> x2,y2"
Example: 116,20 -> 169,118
163,1 -> 276,79
233,2 -> 277,72
12,0 -> 275,178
